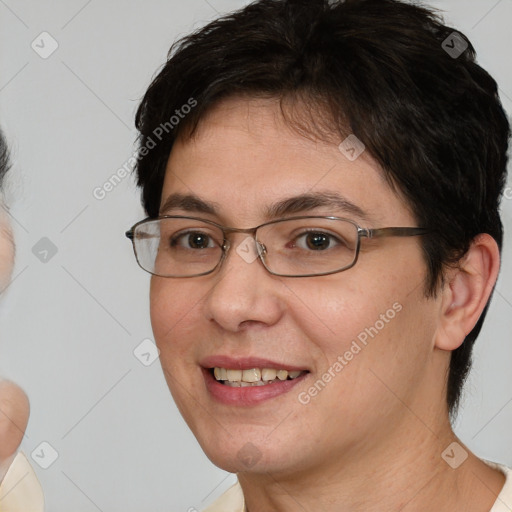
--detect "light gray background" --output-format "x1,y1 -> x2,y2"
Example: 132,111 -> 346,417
0,1 -> 511,511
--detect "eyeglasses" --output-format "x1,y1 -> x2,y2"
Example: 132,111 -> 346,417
125,215 -> 429,278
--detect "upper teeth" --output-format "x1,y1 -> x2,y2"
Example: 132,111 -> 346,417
213,367 -> 303,386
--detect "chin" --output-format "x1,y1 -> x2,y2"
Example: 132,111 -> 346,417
196,429 -> 303,475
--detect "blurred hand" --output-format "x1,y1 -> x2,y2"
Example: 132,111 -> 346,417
0,380 -> 29,483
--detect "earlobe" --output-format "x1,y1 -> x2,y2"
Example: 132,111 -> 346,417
435,233 -> 500,351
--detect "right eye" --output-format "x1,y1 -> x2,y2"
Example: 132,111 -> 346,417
169,230 -> 217,250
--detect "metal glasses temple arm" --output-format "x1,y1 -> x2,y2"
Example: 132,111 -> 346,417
363,227 -> 430,239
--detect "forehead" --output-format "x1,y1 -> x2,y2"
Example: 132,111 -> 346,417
162,97 -> 414,227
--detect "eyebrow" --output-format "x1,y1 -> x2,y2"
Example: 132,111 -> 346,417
159,191 -> 370,222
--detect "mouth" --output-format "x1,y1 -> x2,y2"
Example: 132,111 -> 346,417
200,357 -> 310,406
210,367 -> 307,387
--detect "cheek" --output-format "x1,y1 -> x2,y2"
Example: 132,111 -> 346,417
289,269 -> 434,395
283,275 -> 398,356
149,280 -> 204,419
151,279 -> 189,334
149,278 -> 205,364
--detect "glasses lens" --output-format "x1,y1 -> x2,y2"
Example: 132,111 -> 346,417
257,218 -> 358,276
133,218 -> 224,277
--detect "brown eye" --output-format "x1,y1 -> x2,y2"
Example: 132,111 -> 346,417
293,231 -> 344,251
305,233 -> 331,250
187,233 -> 210,249
170,231 -> 215,249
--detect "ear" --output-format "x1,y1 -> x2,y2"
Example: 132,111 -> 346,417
435,234 -> 500,351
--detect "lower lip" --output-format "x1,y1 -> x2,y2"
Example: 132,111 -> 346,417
202,368 -> 308,406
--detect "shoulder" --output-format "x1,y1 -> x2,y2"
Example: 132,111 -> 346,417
484,460 -> 512,512
202,480 -> 245,512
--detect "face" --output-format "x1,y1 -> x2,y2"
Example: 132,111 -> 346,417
150,97 -> 445,477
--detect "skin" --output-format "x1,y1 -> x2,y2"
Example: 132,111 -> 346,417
0,210 -> 29,483
150,97 -> 505,511
0,380 -> 29,481
0,209 -> 14,292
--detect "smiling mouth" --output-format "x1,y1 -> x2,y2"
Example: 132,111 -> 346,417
210,367 -> 308,387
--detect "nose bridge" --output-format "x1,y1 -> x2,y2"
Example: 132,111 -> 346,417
223,225 -> 258,236
219,225 -> 262,267
220,228 -> 263,268
204,227 -> 283,331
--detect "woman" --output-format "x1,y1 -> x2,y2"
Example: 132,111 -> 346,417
126,0 -> 512,510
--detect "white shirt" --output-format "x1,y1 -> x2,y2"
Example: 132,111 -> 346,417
0,452 -> 44,512
203,460 -> 512,512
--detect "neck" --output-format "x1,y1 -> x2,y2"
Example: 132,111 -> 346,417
238,414 -> 505,512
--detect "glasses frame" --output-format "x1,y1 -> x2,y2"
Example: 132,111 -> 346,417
125,215 -> 429,278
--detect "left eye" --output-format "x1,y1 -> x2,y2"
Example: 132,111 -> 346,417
293,231 -> 341,251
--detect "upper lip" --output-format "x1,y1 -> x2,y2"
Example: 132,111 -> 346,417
200,355 -> 309,372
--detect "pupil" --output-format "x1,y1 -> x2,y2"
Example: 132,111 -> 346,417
306,233 -> 329,250
189,233 -> 208,249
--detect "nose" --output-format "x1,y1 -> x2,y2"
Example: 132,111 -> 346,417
202,235 -> 285,332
